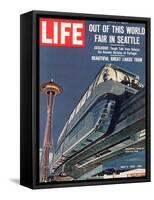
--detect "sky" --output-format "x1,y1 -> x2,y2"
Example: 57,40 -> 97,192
39,19 -> 145,148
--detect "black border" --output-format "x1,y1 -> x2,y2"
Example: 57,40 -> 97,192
21,10 -> 151,189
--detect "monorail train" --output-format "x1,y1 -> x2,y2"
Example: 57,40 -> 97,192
74,88 -> 145,173
52,63 -> 143,170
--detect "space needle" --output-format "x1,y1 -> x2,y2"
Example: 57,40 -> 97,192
40,79 -> 63,182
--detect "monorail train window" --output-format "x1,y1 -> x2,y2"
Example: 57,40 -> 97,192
80,92 -> 88,107
68,118 -> 85,141
75,100 -> 83,115
63,136 -> 70,150
57,122 -> 68,143
54,145 -> 63,160
107,66 -> 117,81
87,83 -> 94,98
92,102 -> 104,122
116,70 -> 128,82
96,71 -> 105,85
93,72 -> 101,89
68,129 -> 78,141
69,109 -> 76,123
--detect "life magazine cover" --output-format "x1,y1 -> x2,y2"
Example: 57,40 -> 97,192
39,18 -> 146,183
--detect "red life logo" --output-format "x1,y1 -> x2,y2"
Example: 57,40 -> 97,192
40,18 -> 85,47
